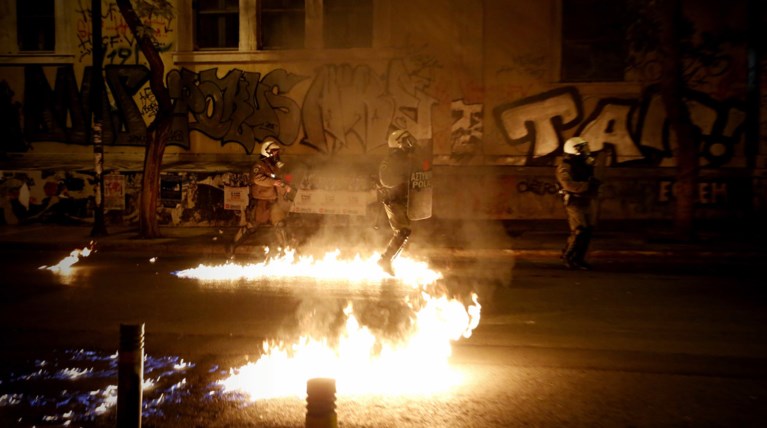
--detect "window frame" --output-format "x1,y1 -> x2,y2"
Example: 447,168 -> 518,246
194,0 -> 241,50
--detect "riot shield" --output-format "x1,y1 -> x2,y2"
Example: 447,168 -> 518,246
407,141 -> 433,220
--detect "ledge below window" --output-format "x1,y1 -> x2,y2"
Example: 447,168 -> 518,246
0,54 -> 75,65
173,48 -> 398,65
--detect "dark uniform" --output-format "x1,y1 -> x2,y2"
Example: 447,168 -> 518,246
556,152 -> 599,269
377,130 -> 415,275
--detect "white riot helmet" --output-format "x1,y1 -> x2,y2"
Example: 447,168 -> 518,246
387,129 -> 416,151
563,136 -> 590,156
260,136 -> 281,157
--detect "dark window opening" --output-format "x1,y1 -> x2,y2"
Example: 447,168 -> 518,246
17,0 -> 55,52
561,0 -> 627,82
195,0 -> 239,50
259,0 -> 306,50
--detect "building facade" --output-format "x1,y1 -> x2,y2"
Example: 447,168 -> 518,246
1,0 -> 765,227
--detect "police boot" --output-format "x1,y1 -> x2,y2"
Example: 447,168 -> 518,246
562,233 -> 578,269
562,227 -> 590,270
378,229 -> 410,276
272,223 -> 288,251
227,225 -> 253,258
572,227 -> 593,270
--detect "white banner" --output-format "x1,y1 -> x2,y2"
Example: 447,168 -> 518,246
290,190 -> 375,216
224,186 -> 249,210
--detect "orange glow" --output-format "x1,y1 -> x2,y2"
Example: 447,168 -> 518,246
174,248 -> 442,288
175,249 -> 481,401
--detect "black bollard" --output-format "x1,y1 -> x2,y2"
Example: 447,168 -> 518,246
117,323 -> 144,428
305,377 -> 338,428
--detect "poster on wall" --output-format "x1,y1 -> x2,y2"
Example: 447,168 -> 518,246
160,175 -> 183,207
290,190 -> 374,216
224,186 -> 249,210
104,174 -> 126,211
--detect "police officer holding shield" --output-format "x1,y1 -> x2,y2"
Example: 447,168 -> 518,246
377,129 -> 417,276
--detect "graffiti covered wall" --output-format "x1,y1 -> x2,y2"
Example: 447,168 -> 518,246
0,0 -> 763,225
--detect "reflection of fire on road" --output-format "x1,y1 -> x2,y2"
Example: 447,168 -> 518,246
174,249 -> 481,401
38,242 -> 94,275
0,349 -> 193,425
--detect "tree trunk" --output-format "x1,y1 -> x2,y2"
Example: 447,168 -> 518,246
138,120 -> 170,238
116,0 -> 174,239
657,0 -> 698,241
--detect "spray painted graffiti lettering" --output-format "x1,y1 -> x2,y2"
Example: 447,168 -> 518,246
451,100 -> 483,156
659,180 -> 729,204
166,67 -> 307,152
494,87 -> 583,159
302,59 -> 437,155
516,178 -> 560,196
75,0 -> 174,64
494,85 -> 745,167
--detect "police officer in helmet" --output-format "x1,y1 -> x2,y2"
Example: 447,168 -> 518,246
377,129 -> 417,276
228,136 -> 292,256
556,136 -> 601,270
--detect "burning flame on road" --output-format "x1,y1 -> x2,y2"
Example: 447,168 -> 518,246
174,249 -> 481,401
38,243 -> 94,275
174,248 -> 441,288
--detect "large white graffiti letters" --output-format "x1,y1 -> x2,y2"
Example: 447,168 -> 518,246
451,100 -> 483,155
636,86 -> 746,167
578,99 -> 643,163
495,85 -> 746,167
494,87 -> 583,158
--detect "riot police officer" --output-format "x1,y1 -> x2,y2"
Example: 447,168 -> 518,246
228,136 -> 292,256
377,129 -> 417,276
556,136 -> 601,270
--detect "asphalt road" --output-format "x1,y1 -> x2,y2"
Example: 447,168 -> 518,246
1,248 -> 765,427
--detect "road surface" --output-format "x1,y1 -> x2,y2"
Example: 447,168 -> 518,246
1,248 -> 765,427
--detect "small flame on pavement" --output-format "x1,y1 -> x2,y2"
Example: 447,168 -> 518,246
38,242 -> 94,275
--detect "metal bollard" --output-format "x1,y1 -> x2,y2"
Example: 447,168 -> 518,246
117,323 -> 144,428
305,378 -> 337,428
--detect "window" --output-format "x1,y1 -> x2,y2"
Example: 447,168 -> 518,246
259,0 -> 306,50
323,0 -> 373,49
195,0 -> 239,49
561,0 -> 627,82
185,0 -> 379,53
16,0 -> 55,52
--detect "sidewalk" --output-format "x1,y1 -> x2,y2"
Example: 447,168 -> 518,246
0,218 -> 764,263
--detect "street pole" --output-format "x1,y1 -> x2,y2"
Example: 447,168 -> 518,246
91,0 -> 108,237
117,323 -> 144,428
